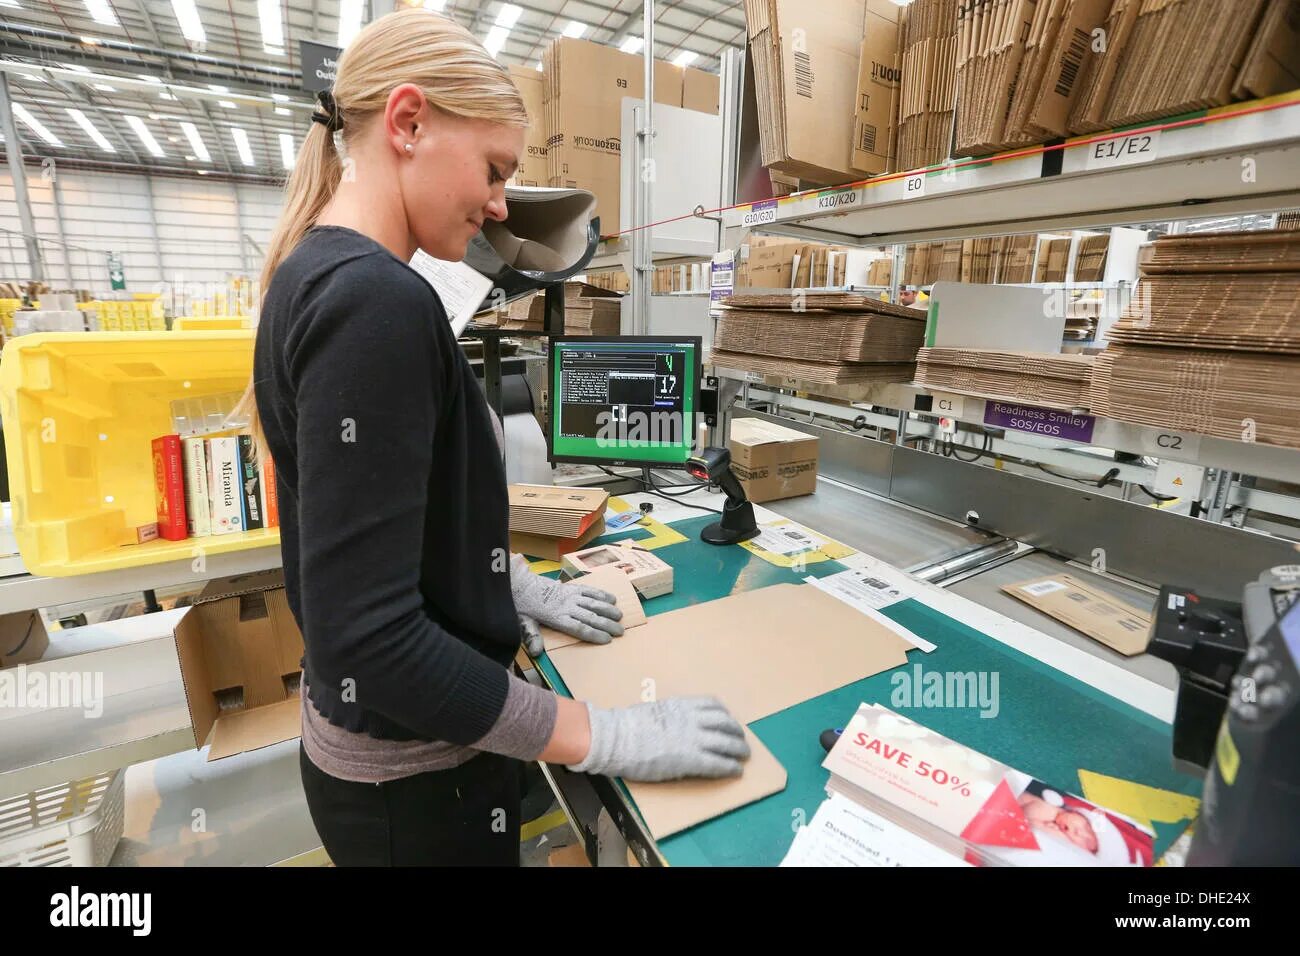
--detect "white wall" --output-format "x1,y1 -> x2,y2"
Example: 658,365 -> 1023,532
0,166 -> 282,297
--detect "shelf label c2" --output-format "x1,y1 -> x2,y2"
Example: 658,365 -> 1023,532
1084,128 -> 1161,170
983,401 -> 1096,443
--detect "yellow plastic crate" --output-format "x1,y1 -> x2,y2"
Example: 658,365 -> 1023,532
0,331 -> 278,576
172,316 -> 253,331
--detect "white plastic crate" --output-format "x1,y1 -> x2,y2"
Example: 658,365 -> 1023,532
0,770 -> 125,866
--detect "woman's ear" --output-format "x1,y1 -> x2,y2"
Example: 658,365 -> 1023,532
385,83 -> 428,155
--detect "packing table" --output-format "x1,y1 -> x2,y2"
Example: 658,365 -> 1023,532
525,481 -> 1201,867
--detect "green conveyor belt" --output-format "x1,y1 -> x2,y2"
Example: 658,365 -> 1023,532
534,514 -> 1200,866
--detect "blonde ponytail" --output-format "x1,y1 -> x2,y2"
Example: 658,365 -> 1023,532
234,8 -> 528,470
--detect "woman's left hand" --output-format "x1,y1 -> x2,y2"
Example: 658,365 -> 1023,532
511,555 -> 624,652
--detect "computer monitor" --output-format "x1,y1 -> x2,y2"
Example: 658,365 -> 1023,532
548,335 -> 702,467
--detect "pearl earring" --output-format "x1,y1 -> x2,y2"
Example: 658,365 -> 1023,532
404,143 -> 414,154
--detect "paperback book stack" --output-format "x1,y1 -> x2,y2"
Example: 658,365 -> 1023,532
1091,230 -> 1300,447
713,291 -> 924,386
805,703 -> 1157,866
915,347 -> 1096,408
150,432 -> 279,544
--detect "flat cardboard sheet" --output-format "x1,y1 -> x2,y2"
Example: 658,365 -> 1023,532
548,582 -> 911,837
548,582 -> 911,724
540,564 -> 646,653
626,728 -> 787,839
1001,574 -> 1153,656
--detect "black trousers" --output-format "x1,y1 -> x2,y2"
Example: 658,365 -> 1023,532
299,742 -> 523,866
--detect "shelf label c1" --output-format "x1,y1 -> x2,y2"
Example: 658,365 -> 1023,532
1084,128 -> 1161,170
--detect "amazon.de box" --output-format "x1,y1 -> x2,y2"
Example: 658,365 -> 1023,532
728,418 -> 819,503
172,568 -> 304,761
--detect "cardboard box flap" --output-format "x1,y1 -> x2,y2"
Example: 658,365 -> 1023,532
173,609 -> 220,750
194,568 -> 288,605
541,564 -> 646,652
207,697 -> 302,760
730,418 -> 819,448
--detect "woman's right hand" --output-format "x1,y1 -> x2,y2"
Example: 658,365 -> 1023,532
564,697 -> 750,782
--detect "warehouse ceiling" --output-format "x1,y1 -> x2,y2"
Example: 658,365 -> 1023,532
0,0 -> 744,183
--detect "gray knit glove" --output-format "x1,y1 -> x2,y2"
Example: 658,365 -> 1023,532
567,697 -> 750,782
511,555 -> 623,654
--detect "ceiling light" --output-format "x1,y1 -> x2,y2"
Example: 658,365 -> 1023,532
258,0 -> 285,51
264,45 -> 285,56
83,0 -> 118,26
81,36 -> 103,46
231,127 -> 255,166
92,83 -> 116,92
185,154 -> 195,161
197,169 -> 209,175
270,93 -> 290,102
338,0 -> 364,47
562,21 -> 587,38
0,1 -> 23,8
620,37 -> 644,55
13,103 -> 64,147
274,106 -> 291,116
671,50 -> 697,68
495,4 -> 521,27
66,108 -> 115,152
208,84 -> 228,93
60,63 -> 93,74
18,73 -> 45,82
279,132 -> 295,169
138,74 -> 162,84
179,120 -> 210,162
124,115 -> 166,157
167,135 -> 179,142
218,100 -> 237,109
484,26 -> 508,57
170,0 -> 207,46
423,0 -> 446,9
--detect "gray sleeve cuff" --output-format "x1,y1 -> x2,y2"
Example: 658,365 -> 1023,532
468,675 -> 559,761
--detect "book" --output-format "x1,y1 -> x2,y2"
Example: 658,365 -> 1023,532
237,435 -> 264,531
206,437 -> 244,535
823,703 -> 1155,866
151,434 -> 188,541
181,437 -> 211,537
261,453 -> 280,528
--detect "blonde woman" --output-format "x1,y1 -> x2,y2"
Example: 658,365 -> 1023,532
238,10 -> 748,866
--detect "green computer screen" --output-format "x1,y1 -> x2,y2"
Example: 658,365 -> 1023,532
549,337 -> 699,466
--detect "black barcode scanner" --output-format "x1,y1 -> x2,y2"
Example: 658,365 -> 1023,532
686,446 -> 759,546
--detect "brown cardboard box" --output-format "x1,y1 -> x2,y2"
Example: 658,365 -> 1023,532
851,0 -> 903,174
683,67 -> 721,113
171,569 -> 305,760
0,610 -> 49,667
1001,574 -> 1152,656
545,38 -> 689,234
729,417 -> 819,502
749,0 -> 870,185
740,237 -> 802,288
508,65 -> 547,187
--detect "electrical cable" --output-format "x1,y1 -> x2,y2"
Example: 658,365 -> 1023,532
1137,484 -> 1178,502
598,466 -> 723,514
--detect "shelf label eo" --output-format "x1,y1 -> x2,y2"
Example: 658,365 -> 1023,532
902,172 -> 927,198
984,401 -> 1096,443
1084,128 -> 1161,170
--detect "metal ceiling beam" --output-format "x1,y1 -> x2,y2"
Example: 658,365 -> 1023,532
47,76 -> 148,165
0,71 -> 45,281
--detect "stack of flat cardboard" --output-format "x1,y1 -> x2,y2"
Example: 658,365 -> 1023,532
1065,296 -> 1102,339
1069,0 -> 1294,133
496,282 -> 622,335
915,347 -> 1096,408
897,0 -> 960,171
1091,230 -> 1300,447
1277,212 -> 1300,231
1073,233 -> 1111,281
715,291 -> 921,384
747,0 -> 900,184
904,240 -> 965,285
508,484 -> 609,560
953,0 -> 1037,155
1089,345 -> 1300,447
1035,236 -> 1072,282
716,307 -> 925,363
543,37 -> 720,233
